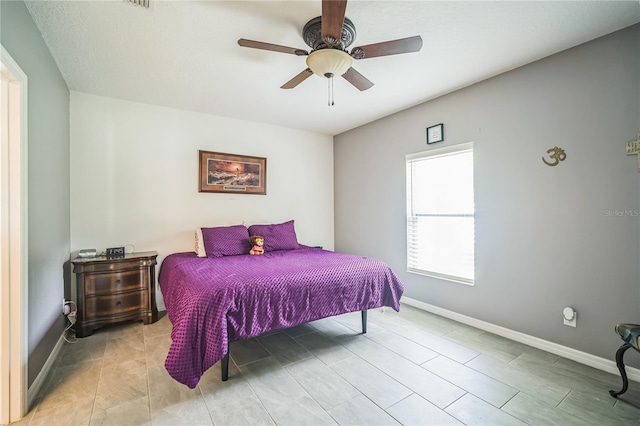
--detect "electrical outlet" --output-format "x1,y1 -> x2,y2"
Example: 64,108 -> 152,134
564,315 -> 577,327
563,307 -> 577,327
62,298 -> 70,315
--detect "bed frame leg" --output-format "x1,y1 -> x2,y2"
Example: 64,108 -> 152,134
361,310 -> 367,334
221,348 -> 229,382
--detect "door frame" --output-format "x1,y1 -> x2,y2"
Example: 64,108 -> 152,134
0,45 -> 29,425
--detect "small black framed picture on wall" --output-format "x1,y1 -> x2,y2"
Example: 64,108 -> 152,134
426,123 -> 444,144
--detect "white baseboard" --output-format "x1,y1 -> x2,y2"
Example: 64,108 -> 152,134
27,333 -> 66,409
401,297 -> 640,383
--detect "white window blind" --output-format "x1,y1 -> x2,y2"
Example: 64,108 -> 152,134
406,143 -> 475,284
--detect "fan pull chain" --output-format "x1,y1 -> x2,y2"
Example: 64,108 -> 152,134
326,73 -> 335,106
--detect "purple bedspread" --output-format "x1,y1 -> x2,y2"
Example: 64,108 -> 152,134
159,247 -> 404,388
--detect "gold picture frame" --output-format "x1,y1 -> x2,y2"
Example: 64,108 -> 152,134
198,150 -> 266,195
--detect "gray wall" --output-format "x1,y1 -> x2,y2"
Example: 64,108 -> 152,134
335,25 -> 640,367
1,1 -> 71,385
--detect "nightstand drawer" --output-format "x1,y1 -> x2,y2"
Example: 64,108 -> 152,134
85,270 -> 147,296
85,291 -> 149,317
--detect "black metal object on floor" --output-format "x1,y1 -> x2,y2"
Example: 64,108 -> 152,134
609,323 -> 640,398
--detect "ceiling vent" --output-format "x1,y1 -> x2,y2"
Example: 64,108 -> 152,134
124,0 -> 149,8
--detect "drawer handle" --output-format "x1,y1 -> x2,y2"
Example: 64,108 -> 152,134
116,279 -> 121,285
116,301 -> 122,307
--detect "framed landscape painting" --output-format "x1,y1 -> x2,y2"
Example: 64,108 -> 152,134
198,150 -> 266,195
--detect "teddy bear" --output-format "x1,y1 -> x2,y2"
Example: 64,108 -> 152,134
249,235 -> 265,255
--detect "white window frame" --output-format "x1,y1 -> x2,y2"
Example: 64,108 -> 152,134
406,142 -> 475,285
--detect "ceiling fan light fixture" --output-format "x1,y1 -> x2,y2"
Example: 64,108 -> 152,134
306,49 -> 353,78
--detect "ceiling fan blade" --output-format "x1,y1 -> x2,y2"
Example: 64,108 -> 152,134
342,67 -> 374,91
350,35 -> 423,59
321,0 -> 347,46
281,68 -> 314,89
238,39 -> 308,56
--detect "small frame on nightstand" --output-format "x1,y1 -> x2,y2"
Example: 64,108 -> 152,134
427,123 -> 444,144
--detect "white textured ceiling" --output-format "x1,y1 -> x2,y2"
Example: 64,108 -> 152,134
25,0 -> 640,135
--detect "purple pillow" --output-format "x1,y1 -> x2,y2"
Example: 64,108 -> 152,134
201,225 -> 250,258
248,220 -> 300,252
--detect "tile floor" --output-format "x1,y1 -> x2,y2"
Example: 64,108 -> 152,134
12,304 -> 640,425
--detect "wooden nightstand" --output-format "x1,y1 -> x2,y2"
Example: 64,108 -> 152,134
71,251 -> 159,337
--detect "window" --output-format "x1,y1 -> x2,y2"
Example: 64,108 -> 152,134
406,142 -> 474,284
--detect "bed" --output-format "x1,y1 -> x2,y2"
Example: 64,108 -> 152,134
158,223 -> 404,388
158,220 -> 404,388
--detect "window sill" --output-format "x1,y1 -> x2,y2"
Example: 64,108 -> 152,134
407,268 -> 474,286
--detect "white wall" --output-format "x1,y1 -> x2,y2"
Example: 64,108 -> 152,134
334,25 -> 640,366
70,92 -> 334,309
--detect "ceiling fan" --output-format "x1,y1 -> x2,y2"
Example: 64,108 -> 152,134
238,0 -> 423,105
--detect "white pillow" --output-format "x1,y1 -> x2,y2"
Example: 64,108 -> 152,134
194,228 -> 206,257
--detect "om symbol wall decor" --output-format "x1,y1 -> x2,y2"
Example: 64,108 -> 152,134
542,147 -> 567,167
